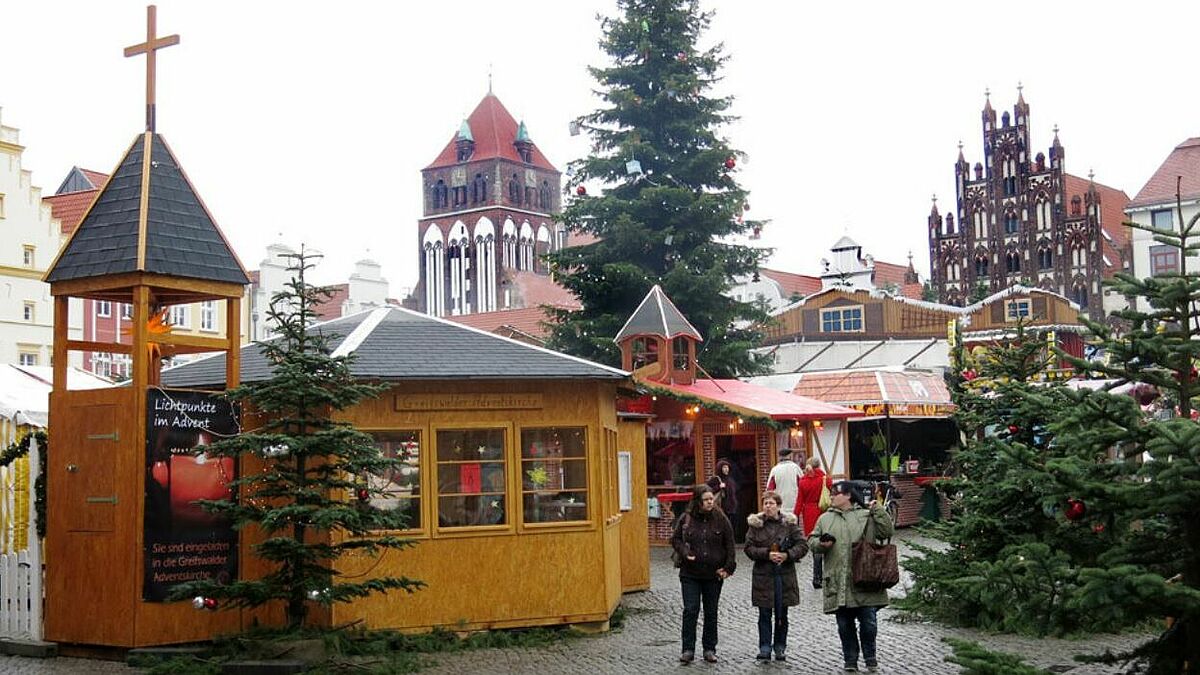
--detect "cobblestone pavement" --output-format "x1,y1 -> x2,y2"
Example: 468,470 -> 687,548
0,529 -> 1150,674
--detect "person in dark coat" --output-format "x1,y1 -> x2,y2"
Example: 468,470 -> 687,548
714,459 -> 739,517
744,490 -> 807,661
671,483 -> 737,664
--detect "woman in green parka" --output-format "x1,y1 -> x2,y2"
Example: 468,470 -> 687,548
808,480 -> 894,673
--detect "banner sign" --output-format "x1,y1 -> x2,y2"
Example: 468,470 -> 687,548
143,388 -> 240,602
848,402 -> 956,418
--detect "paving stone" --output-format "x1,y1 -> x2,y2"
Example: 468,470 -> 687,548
0,530 -> 1151,674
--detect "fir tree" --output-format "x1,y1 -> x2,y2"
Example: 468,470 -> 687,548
545,0 -> 769,378
1045,187 -> 1200,673
171,249 -> 422,628
899,326 -> 1122,636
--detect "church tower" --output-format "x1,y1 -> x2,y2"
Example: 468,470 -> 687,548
927,88 -> 1122,320
416,92 -> 563,316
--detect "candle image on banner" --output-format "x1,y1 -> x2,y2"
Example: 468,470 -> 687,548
144,389 -> 240,602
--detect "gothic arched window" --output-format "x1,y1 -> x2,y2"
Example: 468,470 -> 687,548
432,180 -> 448,209
1038,247 -> 1053,270
1005,252 -> 1021,274
975,256 -> 989,278
1004,213 -> 1019,235
471,174 -> 488,204
508,174 -> 522,205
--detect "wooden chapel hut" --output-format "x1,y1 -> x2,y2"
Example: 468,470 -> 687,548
160,307 -> 647,633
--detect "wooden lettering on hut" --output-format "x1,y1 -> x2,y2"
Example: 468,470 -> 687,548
394,393 -> 543,411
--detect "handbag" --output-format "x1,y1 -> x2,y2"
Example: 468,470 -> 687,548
851,512 -> 899,591
671,513 -> 690,568
818,482 -> 832,511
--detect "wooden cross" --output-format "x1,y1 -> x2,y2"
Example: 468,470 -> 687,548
124,5 -> 180,132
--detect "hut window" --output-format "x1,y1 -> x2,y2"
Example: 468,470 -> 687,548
96,300 -> 112,317
820,306 -> 863,333
367,431 -> 423,531
631,337 -> 658,369
1006,299 -> 1031,321
672,336 -> 690,370
435,428 -> 507,528
520,427 -> 588,524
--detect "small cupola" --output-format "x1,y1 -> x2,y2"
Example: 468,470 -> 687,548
514,120 -> 534,163
455,119 -> 475,162
615,285 -> 703,385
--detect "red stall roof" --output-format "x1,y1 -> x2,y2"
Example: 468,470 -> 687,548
643,377 -> 862,422
792,369 -> 955,418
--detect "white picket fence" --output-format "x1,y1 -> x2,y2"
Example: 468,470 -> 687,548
0,427 -> 42,641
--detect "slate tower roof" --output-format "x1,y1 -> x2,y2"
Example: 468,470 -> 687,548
614,285 -> 704,343
44,132 -> 249,285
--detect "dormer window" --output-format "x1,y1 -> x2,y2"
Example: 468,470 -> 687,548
456,147 -> 472,162
631,337 -> 658,369
517,147 -> 532,163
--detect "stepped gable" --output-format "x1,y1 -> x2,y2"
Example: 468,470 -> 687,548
44,132 -> 248,285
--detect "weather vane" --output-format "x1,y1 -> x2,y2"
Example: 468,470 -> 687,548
124,5 -> 180,132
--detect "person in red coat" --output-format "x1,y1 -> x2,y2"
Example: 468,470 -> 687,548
797,456 -> 833,588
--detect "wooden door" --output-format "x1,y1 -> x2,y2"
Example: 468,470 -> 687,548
46,392 -> 134,646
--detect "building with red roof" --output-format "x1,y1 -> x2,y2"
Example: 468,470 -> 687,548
1125,137 -> 1200,285
418,91 -> 587,319
928,90 -> 1131,323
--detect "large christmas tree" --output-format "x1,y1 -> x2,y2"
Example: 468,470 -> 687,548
545,0 -> 769,378
172,250 -> 422,629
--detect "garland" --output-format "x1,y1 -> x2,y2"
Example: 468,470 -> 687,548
0,430 -> 48,538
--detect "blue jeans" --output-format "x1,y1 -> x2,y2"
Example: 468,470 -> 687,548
757,573 -> 788,652
834,605 -> 878,666
680,576 -> 723,652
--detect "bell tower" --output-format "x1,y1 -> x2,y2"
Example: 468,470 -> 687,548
614,285 -> 703,386
43,5 -> 249,647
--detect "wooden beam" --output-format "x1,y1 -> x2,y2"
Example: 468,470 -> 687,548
132,286 -> 151,392
53,297 -> 69,392
51,272 -> 245,300
148,332 -> 227,351
226,297 -> 241,388
66,340 -> 133,355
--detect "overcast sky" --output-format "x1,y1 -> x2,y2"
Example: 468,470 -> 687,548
3,1 -> 1198,293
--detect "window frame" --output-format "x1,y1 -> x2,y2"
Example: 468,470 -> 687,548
18,352 -> 37,367
169,304 -> 190,329
22,245 -> 34,268
820,305 -> 864,333
361,429 -> 426,535
1005,299 -> 1031,321
1149,244 -> 1179,277
1151,209 -> 1174,231
96,300 -> 112,317
23,302 -> 35,323
199,300 -> 217,332
432,423 -> 514,536
518,426 -> 591,528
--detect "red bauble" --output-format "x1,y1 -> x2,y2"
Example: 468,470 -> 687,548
203,597 -> 218,610
724,157 -> 737,170
357,487 -> 370,502
1092,522 -> 1106,533
576,185 -> 587,196
1007,424 -> 1019,435
1064,498 -> 1086,522
962,369 -> 977,381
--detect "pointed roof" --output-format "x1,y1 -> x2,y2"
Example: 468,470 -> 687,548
159,307 -> 626,388
425,93 -> 557,172
457,119 -> 474,142
831,235 -> 860,250
615,285 -> 703,343
44,132 -> 249,285
1129,137 -> 1200,208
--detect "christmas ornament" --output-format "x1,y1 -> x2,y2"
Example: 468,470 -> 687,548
1092,522 -> 1105,533
675,51 -> 687,62
357,487 -> 370,502
962,369 -> 978,381
576,185 -> 587,196
1064,498 -> 1086,522
724,156 -> 736,170
1007,424 -> 1019,435
204,597 -> 218,610
194,596 -> 218,610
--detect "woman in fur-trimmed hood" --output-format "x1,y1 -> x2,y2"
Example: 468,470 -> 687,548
744,491 -> 807,661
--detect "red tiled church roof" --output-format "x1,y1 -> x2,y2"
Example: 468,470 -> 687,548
313,283 -> 349,321
448,306 -> 557,342
425,93 -> 557,172
510,270 -> 581,309
1064,173 -> 1131,271
1129,138 -> 1200,208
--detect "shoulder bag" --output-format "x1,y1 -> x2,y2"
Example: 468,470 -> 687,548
851,510 -> 899,591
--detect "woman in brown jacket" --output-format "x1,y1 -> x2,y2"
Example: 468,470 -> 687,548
744,490 -> 807,661
671,483 -> 737,664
